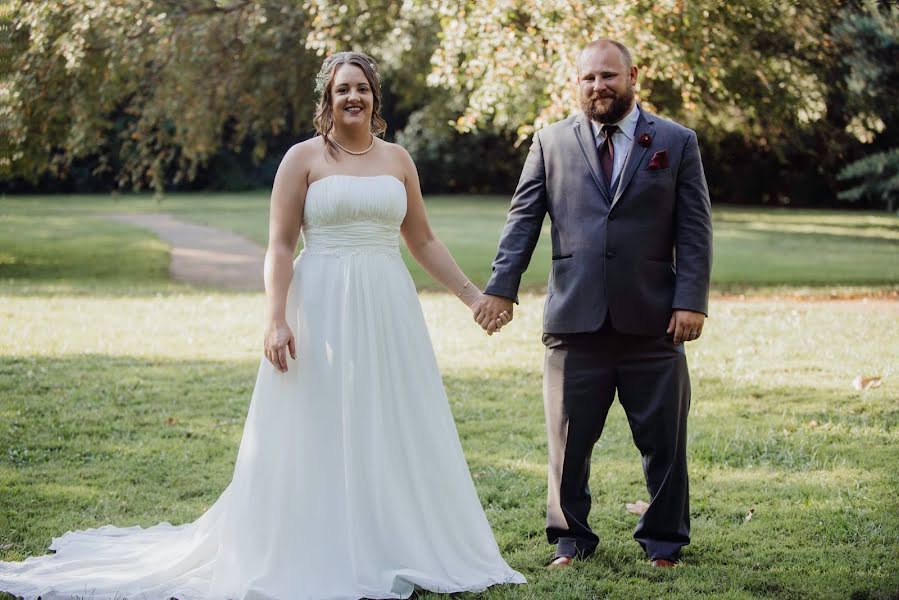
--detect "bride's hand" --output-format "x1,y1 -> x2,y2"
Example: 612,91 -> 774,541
264,319 -> 296,373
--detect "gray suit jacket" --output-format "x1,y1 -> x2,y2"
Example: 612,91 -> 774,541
484,106 -> 713,335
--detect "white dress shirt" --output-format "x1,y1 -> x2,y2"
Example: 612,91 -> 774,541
591,102 -> 640,189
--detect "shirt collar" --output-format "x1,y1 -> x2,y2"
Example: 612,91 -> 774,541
591,102 -> 640,141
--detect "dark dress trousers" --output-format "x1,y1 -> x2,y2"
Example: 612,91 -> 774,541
485,106 -> 712,561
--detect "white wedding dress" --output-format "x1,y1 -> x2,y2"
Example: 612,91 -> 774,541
0,174 -> 525,600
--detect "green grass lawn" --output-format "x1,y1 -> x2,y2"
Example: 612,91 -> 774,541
1,291 -> 897,599
1,194 -> 898,598
2,192 -> 898,292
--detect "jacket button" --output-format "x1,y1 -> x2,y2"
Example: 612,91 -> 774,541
608,213 -> 615,221
606,251 -> 615,259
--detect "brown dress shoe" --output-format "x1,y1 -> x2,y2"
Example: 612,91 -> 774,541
651,558 -> 678,568
547,556 -> 574,569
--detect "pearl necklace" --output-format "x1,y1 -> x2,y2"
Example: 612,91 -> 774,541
331,134 -> 375,156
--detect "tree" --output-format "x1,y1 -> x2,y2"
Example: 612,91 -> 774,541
408,0 -> 868,204
1,0 -> 881,204
834,0 -> 899,211
0,0 -> 320,191
425,1 -> 840,142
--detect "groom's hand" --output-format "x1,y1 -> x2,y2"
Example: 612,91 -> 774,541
471,294 -> 514,335
667,310 -> 705,345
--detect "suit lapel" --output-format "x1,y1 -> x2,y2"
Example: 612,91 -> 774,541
572,115 -> 611,204
612,109 -> 655,205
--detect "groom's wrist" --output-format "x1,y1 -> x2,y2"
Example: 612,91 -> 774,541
483,290 -> 518,305
484,274 -> 521,304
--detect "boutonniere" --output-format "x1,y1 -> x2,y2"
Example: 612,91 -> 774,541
638,133 -> 652,148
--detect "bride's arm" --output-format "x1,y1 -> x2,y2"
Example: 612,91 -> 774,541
263,144 -> 308,372
398,148 -> 509,334
398,148 -> 479,306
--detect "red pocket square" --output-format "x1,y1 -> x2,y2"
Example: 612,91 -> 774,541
648,150 -> 669,170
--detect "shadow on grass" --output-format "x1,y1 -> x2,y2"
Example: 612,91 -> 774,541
0,212 -> 173,296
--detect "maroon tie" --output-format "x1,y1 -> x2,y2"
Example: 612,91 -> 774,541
599,124 -> 618,185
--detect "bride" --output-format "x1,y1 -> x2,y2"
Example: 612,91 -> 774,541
0,52 -> 525,600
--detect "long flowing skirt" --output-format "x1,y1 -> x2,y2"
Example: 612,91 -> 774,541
0,250 -> 525,599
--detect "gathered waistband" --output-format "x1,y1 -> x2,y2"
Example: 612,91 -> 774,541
301,222 -> 401,257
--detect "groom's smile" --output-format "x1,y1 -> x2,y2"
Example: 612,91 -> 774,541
577,44 -> 638,124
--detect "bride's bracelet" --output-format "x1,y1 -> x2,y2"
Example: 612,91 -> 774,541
456,280 -> 471,298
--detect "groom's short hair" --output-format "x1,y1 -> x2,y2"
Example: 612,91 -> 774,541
579,39 -> 633,71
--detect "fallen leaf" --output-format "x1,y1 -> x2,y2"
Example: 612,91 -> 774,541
745,508 -> 755,522
852,375 -> 882,391
808,420 -> 819,428
626,500 -> 650,516
164,416 -> 177,426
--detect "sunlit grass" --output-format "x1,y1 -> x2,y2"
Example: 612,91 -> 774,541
1,195 -> 898,598
1,291 -> 897,599
2,194 -> 898,292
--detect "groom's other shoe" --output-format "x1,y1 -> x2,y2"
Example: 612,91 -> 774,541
651,558 -> 678,568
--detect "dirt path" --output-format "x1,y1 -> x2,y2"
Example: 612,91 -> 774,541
104,213 -> 265,291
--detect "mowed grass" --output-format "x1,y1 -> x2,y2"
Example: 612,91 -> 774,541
1,193 -> 898,292
1,292 -> 897,599
1,195 -> 898,598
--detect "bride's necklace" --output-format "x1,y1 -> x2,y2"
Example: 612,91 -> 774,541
331,133 -> 375,156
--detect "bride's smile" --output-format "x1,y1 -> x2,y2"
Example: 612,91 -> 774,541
332,66 -> 373,129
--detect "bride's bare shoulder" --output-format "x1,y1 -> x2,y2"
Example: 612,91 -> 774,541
276,138 -> 324,184
284,137 -> 324,162
380,139 -> 416,176
380,138 -> 412,160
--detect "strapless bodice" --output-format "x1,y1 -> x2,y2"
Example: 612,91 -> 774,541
301,175 -> 407,256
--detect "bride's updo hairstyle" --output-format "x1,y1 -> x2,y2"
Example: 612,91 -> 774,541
313,51 -> 388,157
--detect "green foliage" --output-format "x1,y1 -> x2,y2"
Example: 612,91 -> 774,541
838,148 -> 899,211
833,0 -> 899,120
0,0 -> 897,207
425,1 -> 839,141
833,0 -> 899,211
396,108 -> 529,193
412,1 -> 878,206
0,0 -> 320,192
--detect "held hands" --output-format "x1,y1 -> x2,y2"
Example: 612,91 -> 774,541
264,319 -> 296,372
470,294 -> 514,335
667,310 -> 705,345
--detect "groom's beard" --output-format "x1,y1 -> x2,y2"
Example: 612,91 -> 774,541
582,86 -> 634,124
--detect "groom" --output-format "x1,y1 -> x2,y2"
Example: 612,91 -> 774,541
473,39 -> 712,567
